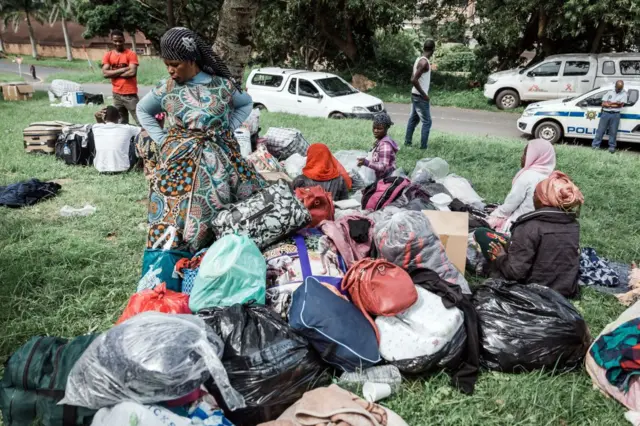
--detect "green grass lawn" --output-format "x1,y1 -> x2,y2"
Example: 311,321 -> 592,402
0,72 -> 23,83
5,54 -> 95,71
1,94 -> 638,425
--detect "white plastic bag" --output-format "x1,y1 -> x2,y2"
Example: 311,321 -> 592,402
334,150 -> 376,189
241,108 -> 260,135
284,153 -> 307,179
234,128 -> 252,158
377,286 -> 464,363
438,174 -> 485,209
411,158 -> 449,182
61,312 -> 245,411
91,402 -> 192,426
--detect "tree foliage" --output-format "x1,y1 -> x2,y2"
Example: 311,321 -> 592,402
73,0 -> 223,46
470,0 -> 640,71
253,0 -> 417,69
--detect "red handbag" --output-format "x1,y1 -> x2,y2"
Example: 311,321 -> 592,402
295,186 -> 335,228
341,258 -> 418,342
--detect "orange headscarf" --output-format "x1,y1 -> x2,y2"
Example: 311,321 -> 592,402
303,143 -> 352,190
535,171 -> 584,211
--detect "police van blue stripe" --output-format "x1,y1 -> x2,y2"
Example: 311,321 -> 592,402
535,111 -> 640,120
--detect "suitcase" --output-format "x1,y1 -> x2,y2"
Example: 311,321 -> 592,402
23,121 -> 71,154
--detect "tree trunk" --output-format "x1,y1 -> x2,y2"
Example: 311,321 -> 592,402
26,13 -> 38,59
130,32 -> 137,53
590,22 -> 606,53
167,0 -> 176,28
0,22 -> 5,53
213,0 -> 261,83
61,17 -> 73,61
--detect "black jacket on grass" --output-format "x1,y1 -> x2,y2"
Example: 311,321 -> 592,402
493,207 -> 580,298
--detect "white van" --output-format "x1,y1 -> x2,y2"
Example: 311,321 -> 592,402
484,53 -> 640,109
246,68 -> 385,119
516,84 -> 640,144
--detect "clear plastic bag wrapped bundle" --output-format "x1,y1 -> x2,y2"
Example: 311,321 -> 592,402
473,280 -> 591,372
374,210 -> 470,294
334,150 -> 376,189
438,174 -> 485,209
60,312 -> 245,411
284,153 -> 307,179
411,157 -> 449,182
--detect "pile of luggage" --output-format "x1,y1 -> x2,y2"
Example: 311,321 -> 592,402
22,121 -> 96,166
2,124 -> 596,426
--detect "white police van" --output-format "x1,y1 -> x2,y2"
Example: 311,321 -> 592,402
516,85 -> 640,144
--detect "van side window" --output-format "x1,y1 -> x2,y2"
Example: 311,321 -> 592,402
529,61 -> 561,77
602,61 -> 615,75
627,89 -> 639,106
288,78 -> 297,95
299,79 -> 320,98
620,61 -> 640,75
563,61 -> 590,76
251,73 -> 284,87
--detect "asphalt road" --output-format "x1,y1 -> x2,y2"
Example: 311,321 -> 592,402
1,59 -> 524,140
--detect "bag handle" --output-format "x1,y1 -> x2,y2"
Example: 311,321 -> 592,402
152,225 -> 177,250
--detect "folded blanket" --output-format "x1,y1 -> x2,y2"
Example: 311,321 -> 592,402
258,385 -> 408,426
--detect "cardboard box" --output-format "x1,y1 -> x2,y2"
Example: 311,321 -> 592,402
260,171 -> 292,184
423,210 -> 469,274
1,83 -> 35,101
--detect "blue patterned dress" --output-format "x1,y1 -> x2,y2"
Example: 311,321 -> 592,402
137,73 -> 266,252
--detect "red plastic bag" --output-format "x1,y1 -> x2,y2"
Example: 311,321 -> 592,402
116,283 -> 191,324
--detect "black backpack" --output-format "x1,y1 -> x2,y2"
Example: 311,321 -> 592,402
55,125 -> 95,166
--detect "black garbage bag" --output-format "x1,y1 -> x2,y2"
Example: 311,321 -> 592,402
199,304 -> 330,426
472,280 -> 591,373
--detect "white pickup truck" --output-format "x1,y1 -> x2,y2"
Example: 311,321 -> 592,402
246,68 -> 385,119
484,53 -> 640,109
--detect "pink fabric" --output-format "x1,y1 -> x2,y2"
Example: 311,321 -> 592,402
586,354 -> 640,411
513,139 -> 556,184
364,178 -> 410,211
319,214 -> 375,268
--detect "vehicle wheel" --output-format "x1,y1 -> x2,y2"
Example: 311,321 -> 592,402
329,112 -> 346,119
534,121 -> 563,144
254,103 -> 267,111
496,90 -> 520,110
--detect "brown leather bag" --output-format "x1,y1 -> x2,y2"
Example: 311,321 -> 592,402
341,258 -> 418,342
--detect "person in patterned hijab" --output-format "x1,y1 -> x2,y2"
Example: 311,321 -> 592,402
136,27 -> 265,253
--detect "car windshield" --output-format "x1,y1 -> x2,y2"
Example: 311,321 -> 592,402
519,58 -> 544,75
315,77 -> 358,97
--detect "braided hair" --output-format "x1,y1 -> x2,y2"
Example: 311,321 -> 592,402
373,112 -> 394,129
160,27 -> 240,90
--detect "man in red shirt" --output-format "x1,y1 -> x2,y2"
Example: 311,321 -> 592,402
102,30 -> 139,125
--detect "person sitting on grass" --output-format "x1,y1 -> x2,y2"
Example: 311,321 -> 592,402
293,143 -> 352,201
357,112 -> 398,181
487,138 -> 556,233
475,171 -> 584,298
92,106 -> 141,173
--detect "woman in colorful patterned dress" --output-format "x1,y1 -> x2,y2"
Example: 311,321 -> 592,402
136,27 -> 266,252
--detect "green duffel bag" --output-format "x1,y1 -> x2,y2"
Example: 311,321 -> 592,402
1,335 -> 98,426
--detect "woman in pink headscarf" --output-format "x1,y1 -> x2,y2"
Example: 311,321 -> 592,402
487,139 -> 556,233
